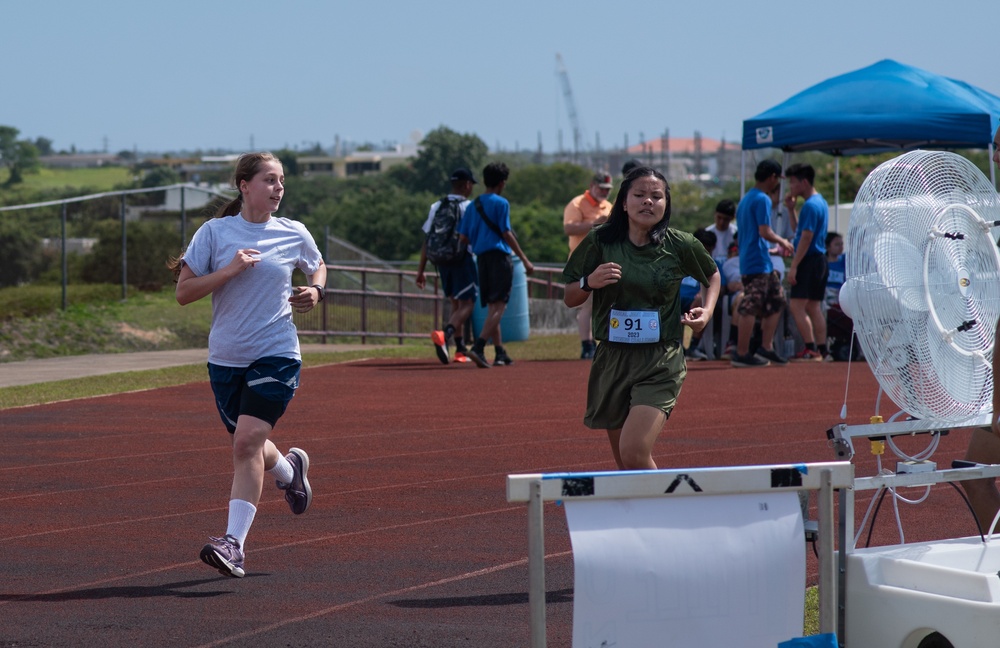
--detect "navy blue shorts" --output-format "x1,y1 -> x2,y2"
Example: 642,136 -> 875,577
208,356 -> 301,433
437,254 -> 478,301
789,253 -> 829,301
476,251 -> 513,307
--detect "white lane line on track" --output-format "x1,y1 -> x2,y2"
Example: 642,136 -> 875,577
191,549 -> 575,648
0,505 -> 536,606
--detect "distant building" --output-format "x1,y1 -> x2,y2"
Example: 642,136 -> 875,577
299,148 -> 414,179
627,135 -> 742,182
39,154 -> 124,168
171,155 -> 238,182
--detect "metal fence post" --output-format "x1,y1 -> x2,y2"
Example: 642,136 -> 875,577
120,194 -> 127,301
397,272 -> 404,345
360,269 -> 368,345
180,185 -> 187,248
61,202 -> 68,311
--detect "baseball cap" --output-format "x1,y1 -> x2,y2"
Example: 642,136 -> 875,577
450,167 -> 478,183
592,172 -> 613,189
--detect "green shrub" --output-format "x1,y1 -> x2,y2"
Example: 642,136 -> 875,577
81,220 -> 182,290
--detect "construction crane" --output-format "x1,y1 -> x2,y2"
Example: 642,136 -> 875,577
555,53 -> 583,154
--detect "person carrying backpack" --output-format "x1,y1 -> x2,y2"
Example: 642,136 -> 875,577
416,167 -> 479,364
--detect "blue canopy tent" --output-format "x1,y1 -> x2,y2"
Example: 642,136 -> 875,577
741,59 -> 1000,229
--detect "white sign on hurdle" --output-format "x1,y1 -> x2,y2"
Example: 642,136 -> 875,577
507,462 -> 854,648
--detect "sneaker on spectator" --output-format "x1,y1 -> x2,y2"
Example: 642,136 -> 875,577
755,347 -> 788,365
431,330 -> 449,364
494,351 -> 514,366
822,352 -> 835,363
466,345 -> 491,369
685,345 -> 708,361
453,351 -> 472,364
200,534 -> 245,578
276,448 -> 312,515
791,348 -> 823,362
721,342 -> 737,360
731,352 -> 769,368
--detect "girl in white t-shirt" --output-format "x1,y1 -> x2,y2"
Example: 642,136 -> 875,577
170,152 -> 326,578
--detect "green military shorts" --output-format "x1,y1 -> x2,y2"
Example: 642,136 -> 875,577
583,340 -> 687,430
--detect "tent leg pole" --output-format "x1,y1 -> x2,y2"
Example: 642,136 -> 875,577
991,144 -> 996,190
740,151 -> 746,197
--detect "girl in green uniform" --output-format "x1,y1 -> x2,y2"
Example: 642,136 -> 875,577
563,166 -> 721,470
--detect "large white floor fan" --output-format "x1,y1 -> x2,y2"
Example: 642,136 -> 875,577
839,150 -> 1000,422
828,151 -> 1000,648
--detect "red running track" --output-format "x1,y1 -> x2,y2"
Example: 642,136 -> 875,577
0,357 -> 982,646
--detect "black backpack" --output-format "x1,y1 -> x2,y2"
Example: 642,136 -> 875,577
425,197 -> 466,265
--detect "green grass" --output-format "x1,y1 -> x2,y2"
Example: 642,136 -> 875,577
0,278 -> 582,408
0,165 -> 133,192
0,336 -> 582,411
0,346 -> 426,409
0,333 -> 582,410
0,285 -> 214,360
804,586 -> 819,636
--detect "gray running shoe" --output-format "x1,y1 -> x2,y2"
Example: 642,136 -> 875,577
276,448 -> 312,514
755,347 -> 788,365
200,534 -> 245,578
731,352 -> 769,368
493,351 -> 514,366
685,346 -> 708,361
466,346 -> 491,369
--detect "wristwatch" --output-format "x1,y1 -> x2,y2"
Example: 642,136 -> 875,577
311,284 -> 326,301
580,275 -> 593,292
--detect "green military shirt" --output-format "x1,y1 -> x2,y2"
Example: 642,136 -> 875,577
563,227 -> 718,344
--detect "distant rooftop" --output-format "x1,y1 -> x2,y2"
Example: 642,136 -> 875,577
628,136 -> 740,155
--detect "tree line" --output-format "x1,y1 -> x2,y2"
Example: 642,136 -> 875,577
3,123 -> 993,292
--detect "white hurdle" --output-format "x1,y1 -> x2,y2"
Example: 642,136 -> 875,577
507,461 -> 854,648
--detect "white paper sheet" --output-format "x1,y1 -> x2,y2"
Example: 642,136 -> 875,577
564,492 -> 805,648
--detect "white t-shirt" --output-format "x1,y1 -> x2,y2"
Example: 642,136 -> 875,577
704,223 -> 737,265
722,256 -> 742,286
182,214 -> 324,367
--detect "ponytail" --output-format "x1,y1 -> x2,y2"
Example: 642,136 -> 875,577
214,193 -> 243,218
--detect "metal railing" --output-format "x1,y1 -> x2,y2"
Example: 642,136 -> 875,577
0,183 -> 231,309
295,264 -> 566,344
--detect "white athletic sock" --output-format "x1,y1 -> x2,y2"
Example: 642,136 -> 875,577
268,453 -> 294,486
226,499 -> 257,549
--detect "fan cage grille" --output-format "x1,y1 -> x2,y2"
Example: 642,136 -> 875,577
845,150 -> 1000,421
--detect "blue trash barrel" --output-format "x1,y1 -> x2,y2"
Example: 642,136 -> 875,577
472,255 -> 530,342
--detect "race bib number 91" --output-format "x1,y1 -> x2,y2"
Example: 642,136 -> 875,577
608,308 -> 660,344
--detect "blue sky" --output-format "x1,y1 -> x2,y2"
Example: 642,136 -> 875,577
6,0 -> 997,155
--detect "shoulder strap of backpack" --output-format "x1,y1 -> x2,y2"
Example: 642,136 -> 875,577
441,196 -> 462,220
474,196 -> 504,237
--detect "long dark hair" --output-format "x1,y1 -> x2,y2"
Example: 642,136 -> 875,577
597,166 -> 671,245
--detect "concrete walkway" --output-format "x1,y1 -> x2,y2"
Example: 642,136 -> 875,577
0,344 -> 369,388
